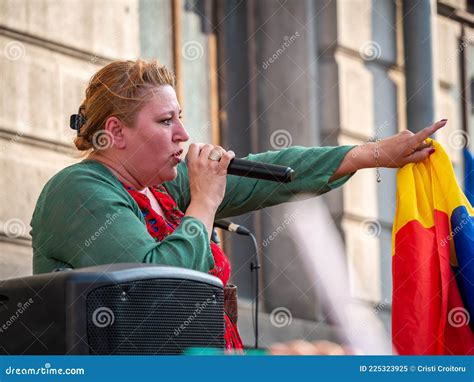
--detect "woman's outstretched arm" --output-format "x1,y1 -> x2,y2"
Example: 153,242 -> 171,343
330,119 -> 447,181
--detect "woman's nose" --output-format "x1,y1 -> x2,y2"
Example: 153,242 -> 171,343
174,120 -> 190,142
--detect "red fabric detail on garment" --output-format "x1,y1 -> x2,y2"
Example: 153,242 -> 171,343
122,183 -> 243,351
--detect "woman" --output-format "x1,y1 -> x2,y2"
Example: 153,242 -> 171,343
30,60 -> 445,350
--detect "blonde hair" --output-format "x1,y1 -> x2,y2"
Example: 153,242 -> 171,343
74,60 -> 176,151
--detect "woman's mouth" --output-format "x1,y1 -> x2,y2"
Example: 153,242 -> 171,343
172,149 -> 183,163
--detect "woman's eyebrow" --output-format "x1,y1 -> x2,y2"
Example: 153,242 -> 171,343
155,109 -> 182,118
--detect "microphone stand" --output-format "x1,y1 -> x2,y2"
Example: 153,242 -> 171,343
213,221 -> 261,349
211,161 -> 293,349
248,231 -> 261,349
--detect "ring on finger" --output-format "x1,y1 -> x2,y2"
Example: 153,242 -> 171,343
208,147 -> 225,161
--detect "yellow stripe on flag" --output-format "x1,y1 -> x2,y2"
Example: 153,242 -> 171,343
392,139 -> 474,259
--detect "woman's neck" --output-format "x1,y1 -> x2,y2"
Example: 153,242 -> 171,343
87,151 -> 145,190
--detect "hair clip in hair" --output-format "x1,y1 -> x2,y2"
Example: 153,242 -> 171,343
70,114 -> 86,131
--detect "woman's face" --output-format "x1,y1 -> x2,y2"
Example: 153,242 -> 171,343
122,85 -> 189,187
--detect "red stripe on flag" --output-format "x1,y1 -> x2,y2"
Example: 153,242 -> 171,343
393,210 -> 474,355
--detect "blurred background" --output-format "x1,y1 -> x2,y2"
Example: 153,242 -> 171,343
1,0 -> 473,348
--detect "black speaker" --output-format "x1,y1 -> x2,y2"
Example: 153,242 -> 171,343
0,263 -> 225,354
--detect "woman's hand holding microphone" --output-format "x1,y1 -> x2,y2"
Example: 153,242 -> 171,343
184,143 -> 235,239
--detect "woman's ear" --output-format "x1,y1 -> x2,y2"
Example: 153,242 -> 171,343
103,116 -> 126,149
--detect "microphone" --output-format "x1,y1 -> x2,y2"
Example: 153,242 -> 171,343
213,220 -> 250,235
227,158 -> 294,183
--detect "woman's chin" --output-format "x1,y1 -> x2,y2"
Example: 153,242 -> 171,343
159,169 -> 178,183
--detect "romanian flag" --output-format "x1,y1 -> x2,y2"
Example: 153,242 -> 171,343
392,140 -> 474,355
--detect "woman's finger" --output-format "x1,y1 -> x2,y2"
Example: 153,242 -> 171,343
403,146 -> 435,165
208,146 -> 226,161
412,141 -> 432,152
410,119 -> 447,147
186,143 -> 201,163
198,144 -> 215,162
217,150 -> 235,174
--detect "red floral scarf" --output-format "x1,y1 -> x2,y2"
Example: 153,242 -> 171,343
122,183 -> 244,351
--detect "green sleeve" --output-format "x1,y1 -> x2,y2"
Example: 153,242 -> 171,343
31,164 -> 214,274
165,145 -> 356,218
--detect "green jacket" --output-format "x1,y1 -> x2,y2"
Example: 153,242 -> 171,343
30,146 -> 355,274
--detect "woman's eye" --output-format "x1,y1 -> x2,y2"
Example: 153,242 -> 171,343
161,119 -> 172,126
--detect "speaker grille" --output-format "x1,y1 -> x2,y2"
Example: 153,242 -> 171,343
86,279 -> 224,354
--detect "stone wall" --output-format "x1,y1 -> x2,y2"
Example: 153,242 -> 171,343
0,0 -> 214,281
0,0 -> 141,279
